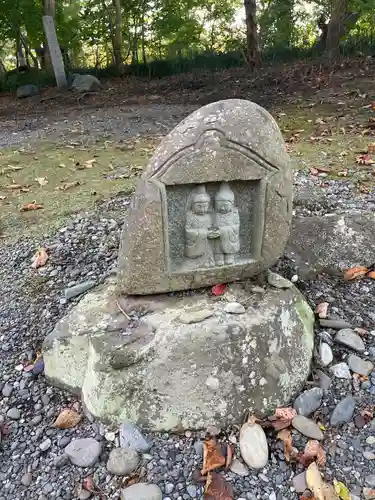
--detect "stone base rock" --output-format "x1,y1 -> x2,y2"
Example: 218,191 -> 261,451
43,276 -> 314,431
287,212 -> 375,278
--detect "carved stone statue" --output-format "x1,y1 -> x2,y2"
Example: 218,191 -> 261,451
212,182 -> 240,265
184,185 -> 215,268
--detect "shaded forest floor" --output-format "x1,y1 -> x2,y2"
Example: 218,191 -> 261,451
0,55 -> 374,242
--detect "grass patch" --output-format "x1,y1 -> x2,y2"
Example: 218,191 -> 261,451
0,138 -> 158,242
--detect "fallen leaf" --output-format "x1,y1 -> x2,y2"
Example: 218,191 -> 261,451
368,143 -> 375,154
368,270 -> 375,279
20,202 -> 43,212
360,408 -> 373,422
31,248 -> 49,269
82,476 -> 95,492
204,471 -> 233,499
306,463 -> 339,500
201,438 -> 226,475
269,407 -> 297,430
333,479 -> 350,500
315,302 -> 329,319
298,440 -> 326,467
58,163 -> 66,168
84,158 -> 97,167
306,462 -> 325,500
277,428 -> 295,462
211,284 -> 227,296
224,444 -> 233,470
310,167 -> 319,175
356,154 -> 374,165
57,180 -> 81,191
35,177 -> 48,186
343,266 -> 368,281
53,409 -> 82,429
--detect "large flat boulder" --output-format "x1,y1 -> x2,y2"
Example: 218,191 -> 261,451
43,276 -> 314,431
287,212 -> 375,278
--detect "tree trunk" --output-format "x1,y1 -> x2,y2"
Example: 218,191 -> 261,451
325,0 -> 348,59
44,0 -> 56,69
244,0 -> 261,70
16,31 -> 27,69
112,0 -> 123,72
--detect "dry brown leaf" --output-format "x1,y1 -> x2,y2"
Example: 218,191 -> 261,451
57,181 -> 80,191
224,444 -> 233,470
35,177 -> 48,186
298,440 -> 326,467
277,428 -> 295,462
84,159 -> 97,167
201,438 -> 226,475
204,471 -> 233,499
306,462 -> 325,500
7,184 -> 23,190
315,302 -> 329,319
356,154 -> 374,165
20,202 -> 43,212
31,248 -> 49,269
269,407 -> 297,430
306,463 -> 339,500
343,266 -> 368,281
53,409 -> 82,429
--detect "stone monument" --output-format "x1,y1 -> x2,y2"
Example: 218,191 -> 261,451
117,99 -> 292,294
43,99 -> 314,432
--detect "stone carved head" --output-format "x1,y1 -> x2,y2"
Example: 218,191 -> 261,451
215,182 -> 235,214
191,185 -> 210,215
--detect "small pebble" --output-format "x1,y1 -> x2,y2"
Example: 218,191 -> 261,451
21,473 -> 32,487
39,438 -> 52,452
224,302 -> 245,314
6,407 -> 20,420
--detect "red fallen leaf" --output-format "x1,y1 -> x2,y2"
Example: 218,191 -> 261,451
368,270 -> 375,279
204,471 -> 233,499
211,284 -> 227,296
201,438 -> 226,475
269,407 -> 297,430
315,302 -> 329,319
343,266 -> 368,281
20,202 -> 43,212
309,167 -> 319,176
356,154 -> 374,165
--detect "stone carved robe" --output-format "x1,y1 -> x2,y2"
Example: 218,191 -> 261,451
214,209 -> 240,255
185,211 -> 213,263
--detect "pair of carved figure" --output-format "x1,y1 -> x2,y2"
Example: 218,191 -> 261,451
185,182 -> 240,268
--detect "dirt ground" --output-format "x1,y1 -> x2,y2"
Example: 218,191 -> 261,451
0,55 -> 374,242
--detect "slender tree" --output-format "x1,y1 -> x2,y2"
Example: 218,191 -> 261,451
244,0 -> 261,69
112,0 -> 123,71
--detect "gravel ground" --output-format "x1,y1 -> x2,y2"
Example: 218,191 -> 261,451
0,103 -> 198,148
1,105 -> 375,500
